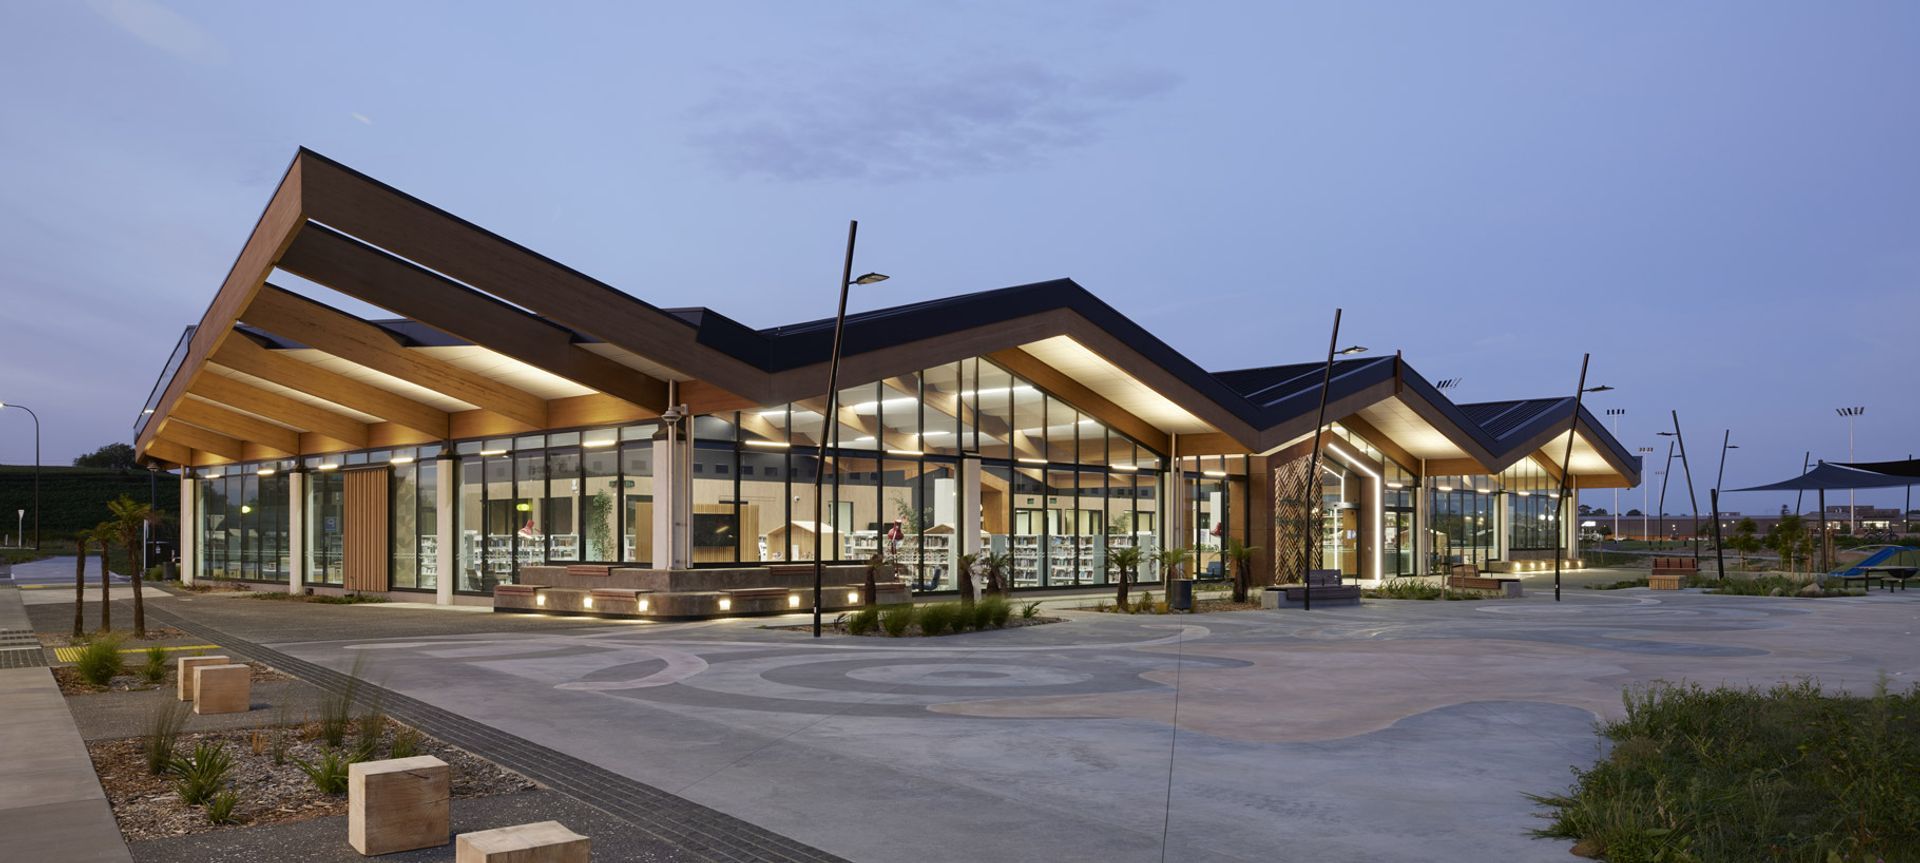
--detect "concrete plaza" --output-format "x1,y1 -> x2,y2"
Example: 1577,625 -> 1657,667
187,573 -> 1919,863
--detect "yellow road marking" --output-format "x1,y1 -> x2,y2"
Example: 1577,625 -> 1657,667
51,643 -> 217,663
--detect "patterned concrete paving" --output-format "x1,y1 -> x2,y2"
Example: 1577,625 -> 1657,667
249,586 -> 1920,863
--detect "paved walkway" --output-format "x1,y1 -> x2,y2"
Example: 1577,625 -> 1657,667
229,579 -> 1920,863
0,585 -> 133,862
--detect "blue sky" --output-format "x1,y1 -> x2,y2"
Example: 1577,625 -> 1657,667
1,1 -> 1915,515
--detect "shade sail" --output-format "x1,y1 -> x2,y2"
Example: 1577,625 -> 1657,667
1728,462 -> 1918,493
1836,459 -> 1920,479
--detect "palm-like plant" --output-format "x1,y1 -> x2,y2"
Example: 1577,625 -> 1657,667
72,530 -> 89,637
861,552 -> 894,609
980,551 -> 1013,596
91,523 -> 114,632
1151,546 -> 1189,589
1222,538 -> 1261,603
1107,545 -> 1144,609
955,552 -> 980,605
107,496 -> 162,638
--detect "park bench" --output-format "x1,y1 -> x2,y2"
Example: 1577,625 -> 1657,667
1446,564 -> 1522,597
563,564 -> 610,578
1648,574 -> 1684,590
1650,557 -> 1699,576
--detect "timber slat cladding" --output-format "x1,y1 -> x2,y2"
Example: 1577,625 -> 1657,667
343,468 -> 391,592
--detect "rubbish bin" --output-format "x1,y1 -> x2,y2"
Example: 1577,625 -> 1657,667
1169,578 -> 1194,612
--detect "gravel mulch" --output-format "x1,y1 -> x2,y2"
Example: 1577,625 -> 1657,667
54,659 -> 289,696
89,719 -> 536,842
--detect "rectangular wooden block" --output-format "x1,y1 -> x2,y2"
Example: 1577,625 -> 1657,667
456,821 -> 590,863
1649,574 -> 1683,590
176,655 -> 230,701
192,663 -> 250,714
349,755 -> 450,856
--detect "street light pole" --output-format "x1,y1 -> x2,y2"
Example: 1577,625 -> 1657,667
1655,441 -> 1675,549
1551,354 -> 1609,602
1299,308 -> 1366,612
1637,447 -> 1655,542
1659,413 -> 1701,563
0,403 -> 40,550
1837,407 -> 1864,534
1710,431 -> 1738,580
1606,408 -> 1625,545
811,221 -> 888,638
1794,451 -> 1811,518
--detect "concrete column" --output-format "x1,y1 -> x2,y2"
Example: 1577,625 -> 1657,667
286,470 -> 306,595
178,473 -> 196,587
435,454 -> 455,605
1414,461 -> 1431,576
651,418 -> 691,570
959,459 -> 982,556
1165,436 -> 1186,562
1493,490 -> 1510,564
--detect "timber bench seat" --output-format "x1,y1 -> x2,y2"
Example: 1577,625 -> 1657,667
1264,584 -> 1363,608
1648,574 -> 1684,590
563,564 -> 611,578
1448,575 -> 1523,597
1651,557 -> 1699,576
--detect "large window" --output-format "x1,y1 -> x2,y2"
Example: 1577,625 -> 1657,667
196,462 -> 290,584
1429,475 -> 1496,568
694,355 -> 1164,592
1503,460 -> 1559,551
389,448 -> 440,591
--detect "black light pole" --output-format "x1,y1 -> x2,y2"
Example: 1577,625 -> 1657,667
0,402 -> 40,550
1793,451 -> 1810,518
1709,432 -> 1738,580
1551,355 -> 1610,601
811,221 -> 888,637
1905,452 -> 1913,536
1651,443 -> 1681,545
1658,412 -> 1701,563
1299,308 -> 1366,611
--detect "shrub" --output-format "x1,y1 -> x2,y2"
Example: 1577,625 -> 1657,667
144,700 -> 193,775
205,790 -> 239,824
318,657 -> 367,748
917,603 -> 957,636
74,636 -> 124,686
292,748 -> 358,795
355,690 -> 388,753
846,607 -> 880,636
390,726 -> 423,760
973,595 -> 1010,630
311,593 -> 387,605
1532,679 -> 1920,862
1020,601 -> 1042,620
1133,591 -> 1156,614
879,604 -> 915,637
140,645 -> 169,684
170,742 -> 233,806
1585,578 -> 1649,590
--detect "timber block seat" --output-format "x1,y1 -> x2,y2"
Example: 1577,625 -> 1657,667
1265,584 -> 1362,608
1651,557 -> 1699,576
1648,574 -> 1684,590
563,564 -> 611,578
1448,575 -> 1523,597
766,564 -> 817,578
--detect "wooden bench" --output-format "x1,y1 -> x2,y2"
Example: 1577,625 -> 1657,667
1648,574 -> 1684,590
1445,564 -> 1523,597
1650,557 -> 1699,576
563,564 -> 610,578
456,820 -> 588,862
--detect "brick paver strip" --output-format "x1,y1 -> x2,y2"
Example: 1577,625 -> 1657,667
147,606 -> 846,863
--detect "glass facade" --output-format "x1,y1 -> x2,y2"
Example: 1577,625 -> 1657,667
1428,474 -> 1497,568
195,463 -> 290,583
1502,460 -> 1560,551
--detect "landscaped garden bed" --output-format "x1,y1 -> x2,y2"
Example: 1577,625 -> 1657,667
1532,679 -> 1920,862
769,596 -> 1062,636
37,624 -> 187,649
88,718 -> 533,840
54,657 -> 286,695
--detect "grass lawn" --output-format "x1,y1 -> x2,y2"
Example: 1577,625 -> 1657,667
1532,680 -> 1920,862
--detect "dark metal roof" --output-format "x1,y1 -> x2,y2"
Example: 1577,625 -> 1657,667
1457,398 -> 1567,441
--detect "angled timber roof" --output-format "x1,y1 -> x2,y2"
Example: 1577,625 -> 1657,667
131,148 -> 1638,488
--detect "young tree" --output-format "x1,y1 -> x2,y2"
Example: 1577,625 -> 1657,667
1732,518 -> 1759,569
980,551 -> 1012,596
72,531 -> 88,637
92,523 -> 114,632
1222,538 -> 1260,603
1107,545 -> 1143,609
106,495 -> 161,638
72,442 -> 138,470
1152,546 -> 1189,595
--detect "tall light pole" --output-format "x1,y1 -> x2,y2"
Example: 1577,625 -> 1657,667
1551,354 -> 1611,601
1606,408 -> 1625,544
0,402 -> 40,550
811,221 -> 888,638
1836,407 -> 1864,534
1793,451 -> 1811,518
1658,411 -> 1701,563
1709,431 -> 1738,580
1299,308 -> 1366,612
1637,447 -> 1655,542
1654,441 -> 1676,548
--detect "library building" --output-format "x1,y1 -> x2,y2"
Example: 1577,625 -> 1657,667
134,150 -> 1641,618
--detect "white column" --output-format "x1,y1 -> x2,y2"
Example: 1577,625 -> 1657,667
1493,490 -> 1510,564
178,473 -> 196,587
435,455 -> 455,605
1414,471 -> 1431,577
286,470 -> 306,595
958,459 -> 982,556
1567,476 -> 1581,564
651,420 -> 691,570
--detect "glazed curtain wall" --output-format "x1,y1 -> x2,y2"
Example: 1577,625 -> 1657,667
195,464 -> 290,583
726,356 -> 1164,590
1501,460 -> 1560,551
454,425 -> 655,594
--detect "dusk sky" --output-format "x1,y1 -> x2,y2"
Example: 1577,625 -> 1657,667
1,2 -> 1915,516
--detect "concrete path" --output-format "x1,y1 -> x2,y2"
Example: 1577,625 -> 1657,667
0,586 -> 133,862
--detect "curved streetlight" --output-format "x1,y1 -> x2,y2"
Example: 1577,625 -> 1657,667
1709,433 -> 1739,580
1551,359 -> 1609,602
1299,308 -> 1364,612
0,402 -> 40,550
812,221 -> 888,637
